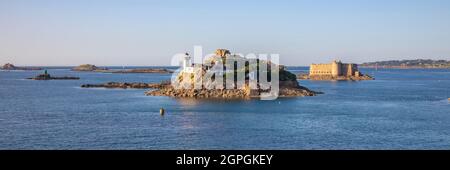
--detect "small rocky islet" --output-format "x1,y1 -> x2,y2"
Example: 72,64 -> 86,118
109,68 -> 173,74
1,63 -> 42,71
27,70 -> 80,80
81,82 -> 170,89
71,64 -> 108,72
71,64 -> 173,74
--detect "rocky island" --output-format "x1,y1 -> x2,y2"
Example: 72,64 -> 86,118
72,64 -> 172,74
146,49 -> 319,99
72,64 -> 109,72
297,60 -> 374,81
1,63 -> 42,71
81,81 -> 169,89
27,70 -> 80,80
107,68 -> 173,74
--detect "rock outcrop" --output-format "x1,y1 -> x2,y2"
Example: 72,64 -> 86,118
297,73 -> 374,81
72,65 -> 172,74
297,73 -> 310,80
2,63 -> 17,70
27,71 -> 79,80
81,82 -> 170,89
108,68 -> 173,74
215,49 -> 231,57
147,88 -> 250,99
145,82 -> 318,99
81,79 -> 318,98
72,64 -> 108,72
2,63 -> 42,70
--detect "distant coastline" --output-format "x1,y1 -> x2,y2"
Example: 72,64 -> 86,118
360,59 -> 450,69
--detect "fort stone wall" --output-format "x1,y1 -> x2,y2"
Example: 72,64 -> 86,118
309,61 -> 360,77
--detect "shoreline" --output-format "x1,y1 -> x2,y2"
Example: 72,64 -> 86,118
80,81 -> 320,98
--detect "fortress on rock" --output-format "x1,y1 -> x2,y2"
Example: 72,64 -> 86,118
309,60 -> 361,77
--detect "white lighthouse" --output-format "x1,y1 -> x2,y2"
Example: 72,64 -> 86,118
183,52 -> 194,73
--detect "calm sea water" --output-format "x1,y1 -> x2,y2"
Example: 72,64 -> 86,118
0,67 -> 449,149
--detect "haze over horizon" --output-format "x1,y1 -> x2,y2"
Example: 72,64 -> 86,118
1,0 -> 450,66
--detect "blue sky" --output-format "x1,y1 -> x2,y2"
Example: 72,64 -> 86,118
1,0 -> 450,66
